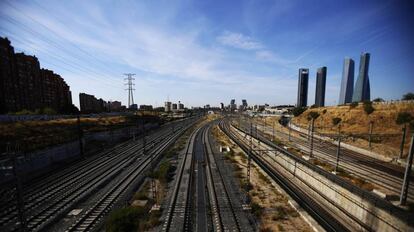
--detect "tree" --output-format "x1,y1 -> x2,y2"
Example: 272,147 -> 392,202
349,102 -> 358,109
402,92 -> 414,100
292,107 -> 306,117
363,101 -> 374,115
373,98 -> 384,102
332,117 -> 342,126
396,112 -> 413,125
307,111 -> 320,121
42,107 -> 57,115
106,207 -> 146,232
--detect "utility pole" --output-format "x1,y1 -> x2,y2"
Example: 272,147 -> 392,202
10,143 -> 27,231
124,73 -> 136,108
368,121 -> 374,149
400,135 -> 414,206
334,128 -> 342,173
77,115 -> 84,158
272,121 -> 275,141
247,121 -> 252,183
399,125 -> 407,159
309,118 -> 315,158
288,119 -> 292,142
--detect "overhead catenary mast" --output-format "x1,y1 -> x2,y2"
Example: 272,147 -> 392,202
124,73 -> 136,108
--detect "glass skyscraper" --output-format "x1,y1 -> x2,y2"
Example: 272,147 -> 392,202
315,67 -> 327,107
352,53 -> 371,102
339,58 -> 355,105
297,68 -> 309,107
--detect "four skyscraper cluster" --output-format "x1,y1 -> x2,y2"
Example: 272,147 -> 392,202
297,53 -> 371,107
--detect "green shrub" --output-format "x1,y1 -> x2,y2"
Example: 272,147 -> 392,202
402,92 -> 414,100
363,101 -> 374,115
251,202 -> 263,217
396,112 -> 413,125
373,98 -> 384,102
292,107 -> 306,117
332,117 -> 342,126
106,207 -> 146,232
349,102 -> 358,108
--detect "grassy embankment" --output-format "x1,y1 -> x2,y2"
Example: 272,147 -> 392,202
292,102 -> 414,158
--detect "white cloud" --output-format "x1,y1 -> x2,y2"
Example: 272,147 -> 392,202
217,31 -> 262,50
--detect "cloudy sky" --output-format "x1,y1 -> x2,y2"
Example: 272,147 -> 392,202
1,0 -> 413,108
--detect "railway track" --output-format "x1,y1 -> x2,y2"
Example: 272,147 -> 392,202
1,117 -> 197,232
163,121 -> 254,232
65,120 -> 189,232
162,122 -> 199,231
238,119 -> 414,203
204,123 -> 244,232
219,120 -> 350,232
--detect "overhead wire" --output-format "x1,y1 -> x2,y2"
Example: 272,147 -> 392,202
0,14 -> 122,86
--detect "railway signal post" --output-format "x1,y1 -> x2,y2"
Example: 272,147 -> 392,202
400,135 -> 414,206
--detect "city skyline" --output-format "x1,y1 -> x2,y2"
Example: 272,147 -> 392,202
0,0 -> 413,108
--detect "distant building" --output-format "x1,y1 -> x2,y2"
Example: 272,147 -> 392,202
241,99 -> 248,110
220,103 -> 224,110
80,93 -> 98,113
352,52 -> 371,102
109,101 -> 122,111
129,104 -> 138,110
339,58 -> 355,105
164,101 -> 172,112
0,37 -> 73,114
315,67 -> 327,107
178,101 -> 184,110
79,93 -> 108,113
139,105 -> 153,111
230,99 -> 236,111
297,68 -> 309,107
172,103 -> 178,111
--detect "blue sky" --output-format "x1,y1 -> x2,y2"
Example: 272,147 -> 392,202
1,0 -> 413,108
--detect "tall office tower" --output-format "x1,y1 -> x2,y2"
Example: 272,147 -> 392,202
315,67 -> 327,107
164,101 -> 172,112
242,99 -> 248,108
230,99 -> 236,110
352,53 -> 371,102
339,58 -> 355,105
297,68 -> 309,107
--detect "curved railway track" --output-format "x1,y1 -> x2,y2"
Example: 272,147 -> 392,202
1,118 -> 198,232
65,123 -> 187,232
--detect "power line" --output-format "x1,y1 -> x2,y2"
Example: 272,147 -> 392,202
0,15 -> 120,86
0,30 -> 121,89
124,73 -> 135,108
3,0 -> 121,78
